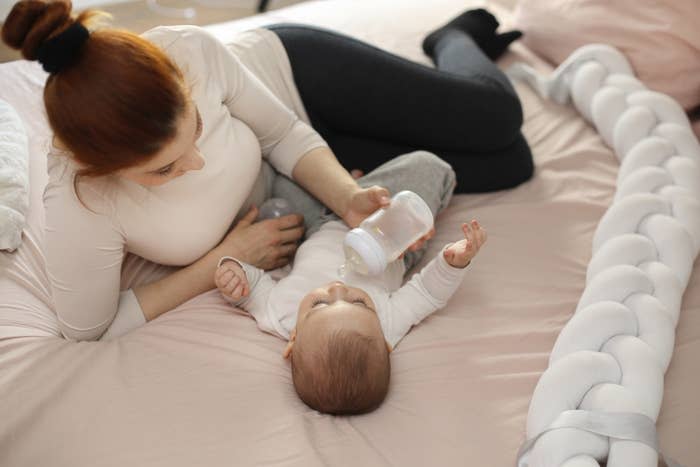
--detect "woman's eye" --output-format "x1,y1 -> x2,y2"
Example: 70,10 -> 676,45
157,166 -> 173,176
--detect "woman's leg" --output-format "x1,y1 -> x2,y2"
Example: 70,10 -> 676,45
266,14 -> 533,193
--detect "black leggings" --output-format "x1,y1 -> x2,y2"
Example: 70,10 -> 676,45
266,24 -> 533,193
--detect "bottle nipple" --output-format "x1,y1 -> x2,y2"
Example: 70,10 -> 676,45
337,262 -> 347,279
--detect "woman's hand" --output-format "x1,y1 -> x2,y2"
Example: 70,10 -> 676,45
215,206 -> 304,270
341,185 -> 391,228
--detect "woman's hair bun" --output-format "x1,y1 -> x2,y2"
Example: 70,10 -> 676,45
1,0 -> 73,60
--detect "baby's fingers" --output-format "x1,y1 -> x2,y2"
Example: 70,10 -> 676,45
465,237 -> 474,255
466,219 -> 487,249
226,276 -> 241,295
462,221 -> 476,244
231,281 -> 245,299
216,268 -> 234,288
469,220 -> 485,248
224,276 -> 241,296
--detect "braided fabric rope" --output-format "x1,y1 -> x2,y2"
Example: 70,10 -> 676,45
507,45 -> 700,467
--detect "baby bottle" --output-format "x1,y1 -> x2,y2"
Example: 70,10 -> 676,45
343,191 -> 433,275
257,198 -> 294,220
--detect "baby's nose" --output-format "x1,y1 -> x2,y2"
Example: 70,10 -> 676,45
328,282 -> 348,299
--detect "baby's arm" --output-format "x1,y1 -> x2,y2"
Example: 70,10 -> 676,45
215,257 -> 276,313
215,257 -> 289,336
386,220 -> 487,347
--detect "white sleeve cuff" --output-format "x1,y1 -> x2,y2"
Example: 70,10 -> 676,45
218,256 -> 244,268
99,289 -> 146,341
218,256 -> 258,280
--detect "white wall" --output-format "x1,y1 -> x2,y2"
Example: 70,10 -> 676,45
1,0 -> 17,19
1,0 -> 133,22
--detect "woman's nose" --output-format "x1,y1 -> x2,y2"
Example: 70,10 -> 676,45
181,148 -> 205,173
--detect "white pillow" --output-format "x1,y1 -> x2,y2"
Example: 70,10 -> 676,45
0,99 -> 29,252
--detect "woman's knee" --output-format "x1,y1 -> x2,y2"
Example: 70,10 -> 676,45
480,90 -> 524,141
449,132 -> 534,193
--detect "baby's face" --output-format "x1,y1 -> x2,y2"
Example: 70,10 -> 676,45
293,282 -> 386,351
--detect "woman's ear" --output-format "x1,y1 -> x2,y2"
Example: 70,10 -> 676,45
283,329 -> 297,358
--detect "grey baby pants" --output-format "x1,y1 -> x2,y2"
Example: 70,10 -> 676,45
269,150 -> 456,269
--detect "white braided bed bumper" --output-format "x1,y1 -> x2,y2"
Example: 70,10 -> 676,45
508,45 -> 700,467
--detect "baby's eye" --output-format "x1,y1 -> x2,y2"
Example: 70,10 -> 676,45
352,299 -> 367,306
311,299 -> 328,307
196,111 -> 203,137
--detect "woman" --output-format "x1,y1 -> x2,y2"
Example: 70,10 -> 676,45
1,1 -> 531,341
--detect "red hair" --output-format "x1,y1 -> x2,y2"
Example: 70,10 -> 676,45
2,0 -> 188,176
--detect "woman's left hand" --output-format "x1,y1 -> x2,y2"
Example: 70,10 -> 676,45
341,185 -> 391,228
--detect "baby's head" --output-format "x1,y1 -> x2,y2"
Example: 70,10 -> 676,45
284,281 -> 391,415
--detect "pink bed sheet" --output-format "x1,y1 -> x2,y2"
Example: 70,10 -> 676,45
0,1 -> 697,465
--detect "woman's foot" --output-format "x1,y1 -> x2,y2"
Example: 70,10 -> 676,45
422,8 -> 522,61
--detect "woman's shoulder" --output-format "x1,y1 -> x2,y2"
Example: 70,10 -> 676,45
46,146 -> 118,220
141,25 -> 224,59
141,25 -> 230,97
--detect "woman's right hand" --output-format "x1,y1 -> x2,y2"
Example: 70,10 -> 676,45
215,206 -> 305,270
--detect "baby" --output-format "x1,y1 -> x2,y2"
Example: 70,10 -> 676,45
215,217 -> 486,415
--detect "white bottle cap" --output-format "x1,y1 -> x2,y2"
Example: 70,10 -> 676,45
343,228 -> 387,276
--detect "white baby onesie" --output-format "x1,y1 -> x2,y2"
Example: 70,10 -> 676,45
222,221 -> 467,349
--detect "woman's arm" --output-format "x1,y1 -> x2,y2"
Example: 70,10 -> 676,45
189,26 -> 392,228
292,146 -> 396,228
290,146 -> 360,219
133,247 -> 226,322
134,148 -> 398,322
134,205 -> 303,322
162,28 -> 391,228
44,172 -> 139,341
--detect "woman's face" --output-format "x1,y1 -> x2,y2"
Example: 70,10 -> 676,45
118,102 -> 205,187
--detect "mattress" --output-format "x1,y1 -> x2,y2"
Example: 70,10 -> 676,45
0,0 -> 697,465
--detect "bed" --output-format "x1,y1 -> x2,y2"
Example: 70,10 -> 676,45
0,0 -> 697,465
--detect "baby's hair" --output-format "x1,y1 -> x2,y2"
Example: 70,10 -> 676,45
291,329 -> 390,415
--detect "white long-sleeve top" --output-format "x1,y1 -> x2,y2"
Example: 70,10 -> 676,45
43,27 -> 328,340
225,221 -> 467,349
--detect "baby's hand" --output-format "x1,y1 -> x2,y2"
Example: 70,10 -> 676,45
443,220 -> 487,268
215,259 -> 249,301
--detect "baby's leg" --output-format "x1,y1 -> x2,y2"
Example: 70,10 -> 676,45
272,151 -> 456,255
355,150 -> 457,269
356,150 -> 456,219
